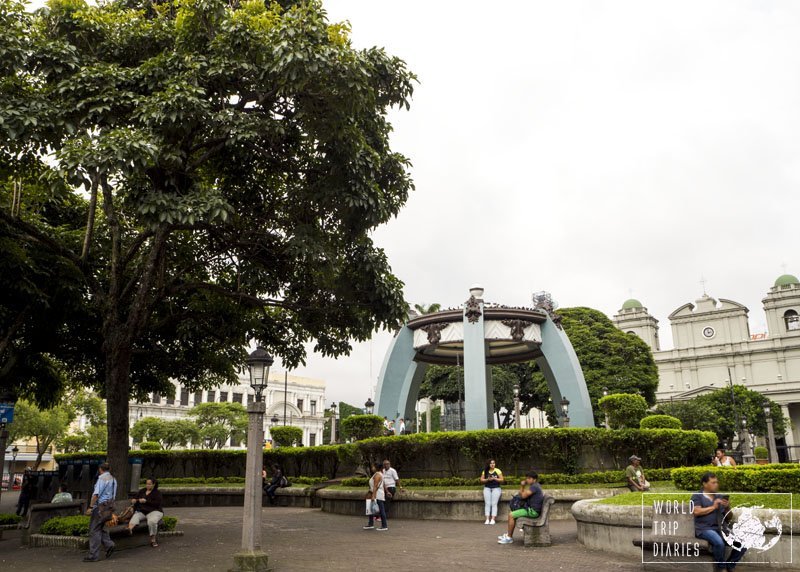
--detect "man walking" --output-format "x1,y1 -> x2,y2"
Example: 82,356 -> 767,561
692,472 -> 746,571
83,462 -> 116,562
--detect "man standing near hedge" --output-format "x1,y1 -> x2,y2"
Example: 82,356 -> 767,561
692,472 -> 746,570
83,462 -> 116,563
382,459 -> 403,517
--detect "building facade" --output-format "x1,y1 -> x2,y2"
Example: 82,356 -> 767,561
129,371 -> 327,448
613,274 -> 800,459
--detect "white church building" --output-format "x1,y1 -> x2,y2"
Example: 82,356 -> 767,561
613,273 -> 800,461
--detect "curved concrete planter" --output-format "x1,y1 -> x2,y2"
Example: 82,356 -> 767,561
317,487 -> 623,521
572,499 -> 799,569
160,486 -> 317,508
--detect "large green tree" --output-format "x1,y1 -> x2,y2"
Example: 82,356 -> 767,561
8,399 -> 74,468
0,0 -> 414,490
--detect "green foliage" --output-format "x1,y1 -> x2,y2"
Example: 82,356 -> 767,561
270,425 -> 303,447
57,433 -> 89,453
0,0 -> 415,489
160,419 -> 200,450
147,475 -> 325,486
131,417 -> 166,444
640,415 -> 682,430
0,513 -> 22,525
139,441 -> 162,450
40,515 -> 178,536
598,393 -> 648,429
672,464 -> 800,493
190,403 -> 247,448
656,386 -> 786,446
340,414 -> 384,441
340,468 -> 675,488
754,446 -> 769,459
600,491 -> 793,510
7,399 -> 75,467
323,401 -> 362,442
533,307 -> 659,426
419,406 -> 442,433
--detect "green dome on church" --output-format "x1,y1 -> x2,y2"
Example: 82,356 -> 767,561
775,274 -> 800,287
622,298 -> 643,310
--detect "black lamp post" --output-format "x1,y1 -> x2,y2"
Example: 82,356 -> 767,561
560,398 -> 570,428
513,384 -> 521,429
365,398 -> 374,415
11,445 -> 19,479
233,346 -> 274,572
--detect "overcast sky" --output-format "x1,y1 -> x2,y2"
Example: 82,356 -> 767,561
289,0 -> 800,407
27,1 -> 800,407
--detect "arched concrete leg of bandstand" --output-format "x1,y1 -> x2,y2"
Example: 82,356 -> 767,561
535,317 -> 595,427
375,326 -> 428,421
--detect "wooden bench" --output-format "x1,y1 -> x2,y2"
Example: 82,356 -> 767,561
515,495 -> 556,547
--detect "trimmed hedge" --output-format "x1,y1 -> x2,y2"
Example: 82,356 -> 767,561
0,513 -> 22,525
146,476 -> 327,486
270,426 -> 303,447
39,515 -> 178,536
341,468 -> 675,488
640,415 -> 682,430
754,446 -> 769,460
672,464 -> 800,493
139,441 -> 163,450
340,414 -> 384,441
57,428 -> 716,479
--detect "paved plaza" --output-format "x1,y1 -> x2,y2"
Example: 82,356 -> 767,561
0,492 -> 643,571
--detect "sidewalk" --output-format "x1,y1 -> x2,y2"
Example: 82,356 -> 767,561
0,502 -> 642,571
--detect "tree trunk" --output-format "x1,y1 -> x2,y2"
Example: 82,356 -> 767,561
105,343 -> 133,498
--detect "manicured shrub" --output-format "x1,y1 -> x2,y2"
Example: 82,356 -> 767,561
139,441 -> 163,450
270,426 -> 303,447
640,415 -> 682,430
672,464 -> 800,493
0,513 -> 22,525
40,515 -> 179,536
340,468 -> 675,488
754,446 -> 769,460
340,414 -> 384,441
598,394 -> 648,429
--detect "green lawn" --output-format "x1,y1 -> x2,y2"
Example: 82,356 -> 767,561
329,482 -> 662,492
599,491 -> 794,510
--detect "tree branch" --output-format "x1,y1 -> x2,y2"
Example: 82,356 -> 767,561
168,281 -> 291,309
80,173 -> 99,261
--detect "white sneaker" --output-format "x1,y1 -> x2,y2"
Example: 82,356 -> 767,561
484,518 -> 490,525
498,536 -> 513,545
489,520 -> 496,525
497,533 -> 509,540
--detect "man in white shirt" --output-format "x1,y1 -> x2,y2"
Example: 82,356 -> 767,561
398,418 -> 406,435
382,459 -> 403,517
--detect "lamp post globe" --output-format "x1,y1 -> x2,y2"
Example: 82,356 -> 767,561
270,414 -> 279,425
365,398 -> 375,415
245,346 -> 274,402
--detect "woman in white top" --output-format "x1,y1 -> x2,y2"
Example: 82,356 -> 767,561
712,448 -> 737,467
363,462 -> 388,531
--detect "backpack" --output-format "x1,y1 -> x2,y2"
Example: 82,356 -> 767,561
509,494 -> 531,512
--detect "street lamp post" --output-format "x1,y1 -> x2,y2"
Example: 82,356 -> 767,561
365,398 -> 374,415
232,346 -> 273,572
11,445 -> 19,486
513,384 -> 521,429
560,398 -> 570,428
329,403 -> 337,444
602,387 -> 610,429
740,415 -> 754,464
764,403 -> 779,464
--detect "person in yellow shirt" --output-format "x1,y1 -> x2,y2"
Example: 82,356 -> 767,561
480,459 -> 505,525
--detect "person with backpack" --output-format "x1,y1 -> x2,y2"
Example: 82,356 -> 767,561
264,464 -> 285,506
497,470 -> 544,545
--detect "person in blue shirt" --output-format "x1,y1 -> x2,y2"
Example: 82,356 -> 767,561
83,462 -> 117,562
691,471 -> 746,571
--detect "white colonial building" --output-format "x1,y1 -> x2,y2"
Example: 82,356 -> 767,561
129,371 -> 327,448
613,273 -> 800,460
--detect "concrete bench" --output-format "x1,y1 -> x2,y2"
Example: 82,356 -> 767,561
22,500 -> 86,544
515,495 -> 556,547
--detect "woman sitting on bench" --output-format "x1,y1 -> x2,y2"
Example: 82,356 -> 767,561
127,478 -> 164,547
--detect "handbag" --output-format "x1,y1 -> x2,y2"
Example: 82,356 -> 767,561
364,499 -> 379,516
96,478 -> 117,523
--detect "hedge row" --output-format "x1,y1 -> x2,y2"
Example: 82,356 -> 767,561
39,515 -> 178,536
146,476 -> 327,486
0,513 -> 22,525
672,465 -> 800,493
56,428 -> 717,479
340,468 -> 675,488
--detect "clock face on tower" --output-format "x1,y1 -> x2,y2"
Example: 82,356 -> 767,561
702,326 -> 715,339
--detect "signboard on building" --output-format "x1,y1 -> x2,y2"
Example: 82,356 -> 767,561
0,403 -> 14,424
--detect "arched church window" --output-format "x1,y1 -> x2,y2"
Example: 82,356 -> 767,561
785,310 -> 800,331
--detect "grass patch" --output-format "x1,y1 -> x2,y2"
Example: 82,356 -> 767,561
329,482 -> 672,492
599,491 -> 794,510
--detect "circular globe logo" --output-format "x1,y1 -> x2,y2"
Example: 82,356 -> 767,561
722,506 -> 782,552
